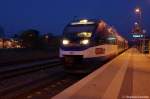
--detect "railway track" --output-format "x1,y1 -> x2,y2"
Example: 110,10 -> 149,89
13,72 -> 85,99
0,58 -> 86,99
0,51 -> 125,99
0,59 -> 60,80
0,68 -> 64,99
0,66 -> 85,99
0,55 -> 59,67
0,59 -> 61,96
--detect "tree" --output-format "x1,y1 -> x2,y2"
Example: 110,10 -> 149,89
0,26 -> 5,38
13,34 -> 19,38
20,29 -> 40,49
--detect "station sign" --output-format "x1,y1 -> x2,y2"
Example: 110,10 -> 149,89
132,34 -> 144,38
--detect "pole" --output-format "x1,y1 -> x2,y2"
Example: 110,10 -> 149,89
135,7 -> 144,53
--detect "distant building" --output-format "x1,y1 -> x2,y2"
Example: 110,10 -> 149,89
0,38 -> 22,49
0,38 -> 3,48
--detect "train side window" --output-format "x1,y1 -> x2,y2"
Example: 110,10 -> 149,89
95,22 -> 108,45
94,35 -> 106,45
106,38 -> 116,45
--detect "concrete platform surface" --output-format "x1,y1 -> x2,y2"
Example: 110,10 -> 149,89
52,48 -> 150,99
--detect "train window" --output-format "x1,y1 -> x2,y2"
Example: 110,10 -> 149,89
95,31 -> 116,45
107,39 -> 116,44
94,25 -> 106,45
63,32 -> 92,40
94,35 -> 106,45
64,25 -> 95,33
77,32 -> 92,38
117,40 -> 124,48
106,35 -> 116,44
98,39 -> 106,44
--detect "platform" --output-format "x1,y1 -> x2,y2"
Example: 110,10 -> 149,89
53,48 -> 150,99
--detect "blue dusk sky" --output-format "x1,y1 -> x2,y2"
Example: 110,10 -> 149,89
0,0 -> 150,38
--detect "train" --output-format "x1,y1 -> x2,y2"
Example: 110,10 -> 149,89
59,19 -> 128,73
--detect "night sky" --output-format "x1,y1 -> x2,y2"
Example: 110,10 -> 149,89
0,0 -> 150,38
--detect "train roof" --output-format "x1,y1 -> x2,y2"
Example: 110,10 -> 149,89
68,18 -> 128,42
107,26 -> 127,42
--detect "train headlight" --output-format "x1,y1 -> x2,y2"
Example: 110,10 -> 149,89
62,39 -> 70,45
80,39 -> 89,45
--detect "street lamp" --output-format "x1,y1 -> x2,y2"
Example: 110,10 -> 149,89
134,22 -> 138,26
135,7 -> 142,23
135,7 -> 141,14
143,29 -> 147,53
134,7 -> 143,52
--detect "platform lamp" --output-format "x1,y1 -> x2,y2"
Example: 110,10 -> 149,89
134,7 -> 144,52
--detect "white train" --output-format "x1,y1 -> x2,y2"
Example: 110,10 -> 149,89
59,19 -> 128,73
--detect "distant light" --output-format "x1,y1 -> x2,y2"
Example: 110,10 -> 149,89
10,39 -> 14,42
143,29 -> 146,34
45,35 -> 49,39
134,22 -> 138,25
135,9 -> 140,13
135,7 -> 141,14
16,45 -> 21,48
29,34 -> 33,37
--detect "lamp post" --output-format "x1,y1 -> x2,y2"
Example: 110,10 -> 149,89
134,7 -> 142,28
143,29 -> 146,53
134,7 -> 144,52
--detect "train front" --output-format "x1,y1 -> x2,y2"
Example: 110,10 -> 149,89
59,19 -> 96,73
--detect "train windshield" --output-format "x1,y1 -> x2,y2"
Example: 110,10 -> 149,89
63,25 -> 95,39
